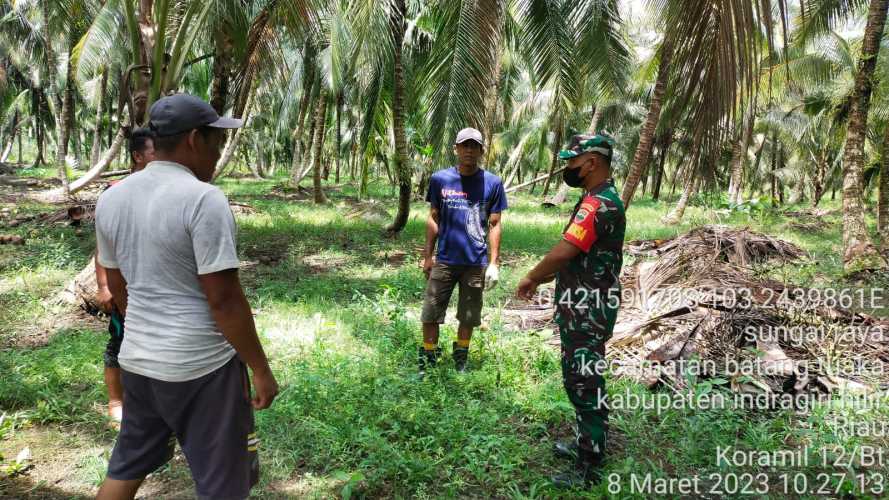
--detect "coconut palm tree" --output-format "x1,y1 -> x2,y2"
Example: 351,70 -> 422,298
834,0 -> 888,272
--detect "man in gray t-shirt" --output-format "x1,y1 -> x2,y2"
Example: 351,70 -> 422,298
96,94 -> 278,500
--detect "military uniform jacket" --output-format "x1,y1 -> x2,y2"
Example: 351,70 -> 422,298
555,179 -> 626,336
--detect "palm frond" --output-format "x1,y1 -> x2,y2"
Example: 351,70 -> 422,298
795,0 -> 869,45
575,0 -> 632,101
422,0 -> 503,155
517,0 -> 578,109
72,0 -> 125,87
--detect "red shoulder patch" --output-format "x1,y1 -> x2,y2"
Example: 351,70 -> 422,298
564,196 -> 601,252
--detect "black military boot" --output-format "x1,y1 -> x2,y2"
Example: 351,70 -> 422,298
552,440 -> 578,461
551,453 -> 603,489
452,342 -> 469,372
418,346 -> 442,378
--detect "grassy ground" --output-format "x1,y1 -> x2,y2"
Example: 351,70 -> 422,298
1,169 -> 888,498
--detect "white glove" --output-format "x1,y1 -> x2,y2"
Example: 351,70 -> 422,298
484,264 -> 500,290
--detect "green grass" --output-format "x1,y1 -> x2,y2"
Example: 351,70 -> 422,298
1,173 -> 888,498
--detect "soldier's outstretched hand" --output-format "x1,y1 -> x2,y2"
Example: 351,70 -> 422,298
516,276 -> 538,300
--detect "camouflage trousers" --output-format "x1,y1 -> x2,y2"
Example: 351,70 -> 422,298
560,327 -> 609,464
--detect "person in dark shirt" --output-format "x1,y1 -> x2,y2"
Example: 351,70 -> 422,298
94,127 -> 155,422
420,128 -> 508,375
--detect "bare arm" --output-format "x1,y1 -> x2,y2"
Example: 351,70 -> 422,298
105,267 -> 129,316
94,254 -> 115,313
425,207 -> 439,258
487,213 -> 502,265
198,269 -> 278,409
423,207 -> 439,279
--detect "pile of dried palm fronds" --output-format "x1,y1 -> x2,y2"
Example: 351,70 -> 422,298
626,225 -> 807,265
502,225 -> 887,400
781,208 -> 837,232
265,185 -> 312,201
229,202 -> 258,215
344,200 -> 391,224
612,225 -> 888,398
500,298 -> 555,331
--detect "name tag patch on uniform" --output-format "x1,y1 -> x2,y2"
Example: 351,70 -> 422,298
566,223 -> 587,241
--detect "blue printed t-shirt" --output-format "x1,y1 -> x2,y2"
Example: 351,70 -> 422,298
426,167 -> 507,266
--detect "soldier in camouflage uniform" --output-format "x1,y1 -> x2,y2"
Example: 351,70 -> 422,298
516,134 -> 625,488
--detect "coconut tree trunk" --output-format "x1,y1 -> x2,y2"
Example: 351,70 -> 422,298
0,138 -> 11,164
541,114 -> 563,197
335,91 -> 343,184
729,102 -> 756,204
0,111 -> 18,163
668,160 -> 680,197
483,31 -> 504,168
878,125 -> 889,233
542,105 -> 588,206
74,128 -> 83,165
664,170 -> 698,225
543,105 -> 601,208
40,0 -> 63,128
17,119 -> 22,166
652,133 -> 671,201
545,184 -> 571,206
386,0 -> 411,234
210,30 -> 233,115
652,153 -> 664,201
506,166 -> 567,194
621,38 -> 674,208
840,0 -> 889,273
213,82 -> 256,181
663,131 -> 704,224
588,105 -> 601,134
108,73 -> 116,145
90,67 -> 109,168
311,87 -> 329,204
778,144 -> 786,204
33,111 -> 45,167
292,78 -> 320,186
290,43 -> 316,186
359,158 -> 369,198
29,127 -> 126,203
56,42 -> 77,194
66,129 -> 127,194
770,133 -> 778,206
812,149 -> 828,206
350,128 -> 359,180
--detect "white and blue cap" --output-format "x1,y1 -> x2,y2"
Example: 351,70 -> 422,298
148,93 -> 243,137
455,127 -> 484,146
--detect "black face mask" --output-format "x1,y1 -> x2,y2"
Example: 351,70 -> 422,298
563,162 -> 590,188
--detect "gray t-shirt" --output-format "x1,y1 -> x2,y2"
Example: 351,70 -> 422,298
96,161 -> 238,382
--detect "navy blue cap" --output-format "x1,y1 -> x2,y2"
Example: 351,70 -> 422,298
148,94 -> 243,137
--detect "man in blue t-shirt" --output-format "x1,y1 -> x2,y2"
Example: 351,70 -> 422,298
420,127 -> 507,375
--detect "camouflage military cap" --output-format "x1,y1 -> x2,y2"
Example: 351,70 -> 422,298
558,133 -> 615,160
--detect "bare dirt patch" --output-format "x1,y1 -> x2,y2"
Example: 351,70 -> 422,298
244,236 -> 291,267
262,185 -> 313,202
301,253 -> 352,274
0,425 -> 195,499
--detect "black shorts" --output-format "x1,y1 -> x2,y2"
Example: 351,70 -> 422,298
104,308 -> 125,368
107,355 -> 259,500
